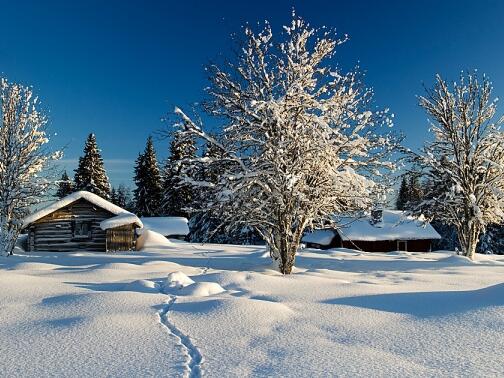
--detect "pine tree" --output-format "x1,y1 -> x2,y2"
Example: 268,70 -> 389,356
55,171 -> 74,198
396,176 -> 408,210
162,131 -> 197,218
408,175 -> 423,208
74,134 -> 111,199
133,137 -> 163,217
396,174 -> 423,211
111,184 -> 132,210
189,140 -> 225,242
110,187 -> 117,204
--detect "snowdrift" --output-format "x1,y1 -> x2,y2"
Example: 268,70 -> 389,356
136,230 -> 173,250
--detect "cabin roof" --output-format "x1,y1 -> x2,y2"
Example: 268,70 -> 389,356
336,210 -> 441,241
23,191 -> 131,228
138,216 -> 190,236
100,213 -> 143,230
302,229 -> 336,246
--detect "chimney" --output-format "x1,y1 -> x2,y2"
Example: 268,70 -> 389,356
370,204 -> 383,225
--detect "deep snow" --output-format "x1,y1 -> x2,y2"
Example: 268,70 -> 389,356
0,240 -> 503,377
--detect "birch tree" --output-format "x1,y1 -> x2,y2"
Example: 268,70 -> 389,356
0,77 -> 61,256
173,14 -> 399,273
412,72 -> 504,259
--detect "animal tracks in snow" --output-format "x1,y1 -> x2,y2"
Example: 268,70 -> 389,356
158,295 -> 203,378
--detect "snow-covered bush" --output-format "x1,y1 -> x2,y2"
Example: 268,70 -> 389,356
173,13 -> 399,274
411,72 -> 504,259
0,77 -> 61,256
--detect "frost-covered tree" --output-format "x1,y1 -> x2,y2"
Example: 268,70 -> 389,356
74,133 -> 111,199
161,130 -> 197,218
173,14 -> 399,274
133,137 -> 162,216
478,225 -> 504,254
0,77 -> 61,256
55,170 -> 74,198
411,72 -> 504,259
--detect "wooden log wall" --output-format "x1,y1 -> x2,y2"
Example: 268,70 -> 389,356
106,225 -> 136,252
27,198 -> 120,252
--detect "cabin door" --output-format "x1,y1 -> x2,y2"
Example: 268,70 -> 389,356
397,240 -> 408,251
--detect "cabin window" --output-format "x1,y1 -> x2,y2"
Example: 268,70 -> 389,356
73,221 -> 91,239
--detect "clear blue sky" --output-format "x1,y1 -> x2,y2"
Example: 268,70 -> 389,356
1,0 -> 504,186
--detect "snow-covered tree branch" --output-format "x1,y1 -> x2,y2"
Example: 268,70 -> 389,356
173,14 -> 400,274
411,72 -> 504,259
0,77 -> 61,256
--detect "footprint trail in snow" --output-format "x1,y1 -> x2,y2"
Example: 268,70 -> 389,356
158,295 -> 203,378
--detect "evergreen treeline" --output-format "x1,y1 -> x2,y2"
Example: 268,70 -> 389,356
59,132 -> 504,252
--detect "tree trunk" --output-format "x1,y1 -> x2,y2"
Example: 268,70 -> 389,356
275,228 -> 303,275
457,223 -> 480,260
0,217 -> 19,256
278,241 -> 297,274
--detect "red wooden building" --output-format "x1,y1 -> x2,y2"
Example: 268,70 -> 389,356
303,210 -> 441,252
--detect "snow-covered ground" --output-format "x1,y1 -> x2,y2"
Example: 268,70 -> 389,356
1,238 -> 503,377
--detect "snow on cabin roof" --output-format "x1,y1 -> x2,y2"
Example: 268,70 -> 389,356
302,229 -> 336,246
100,213 -> 143,230
138,217 -> 190,236
22,191 -> 130,228
337,210 -> 441,242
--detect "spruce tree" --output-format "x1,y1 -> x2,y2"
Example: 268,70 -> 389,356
408,175 -> 423,208
162,131 -> 197,218
396,176 -> 408,210
74,134 -> 111,199
55,171 -> 74,198
111,184 -> 132,210
133,137 -> 163,216
396,174 -> 423,211
110,187 -> 117,204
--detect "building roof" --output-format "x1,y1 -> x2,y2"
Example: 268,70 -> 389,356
100,213 -> 143,230
138,216 -> 190,236
336,210 -> 441,242
23,191 -> 133,228
302,229 -> 337,246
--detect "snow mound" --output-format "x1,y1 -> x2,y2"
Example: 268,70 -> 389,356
122,279 -> 159,293
164,271 -> 195,289
136,230 -> 173,250
439,254 -> 475,266
178,282 -> 226,297
10,262 -> 60,270
96,263 -> 142,270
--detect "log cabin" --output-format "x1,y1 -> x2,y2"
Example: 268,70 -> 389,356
22,191 -> 143,252
303,209 -> 441,252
